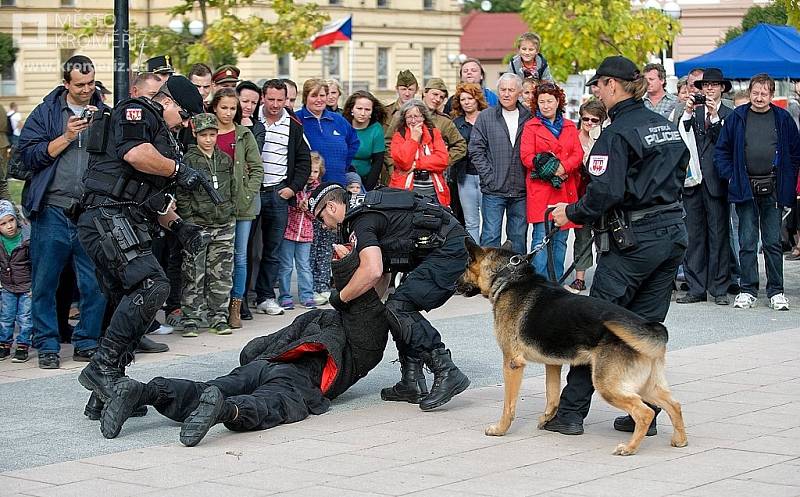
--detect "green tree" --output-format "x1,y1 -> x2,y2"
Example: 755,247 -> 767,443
68,0 -> 328,74
520,0 -> 679,82
0,32 -> 18,73
719,0 -> 788,46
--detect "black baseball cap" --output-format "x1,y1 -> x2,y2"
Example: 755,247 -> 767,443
586,56 -> 640,87
160,75 -> 205,116
309,182 -> 345,217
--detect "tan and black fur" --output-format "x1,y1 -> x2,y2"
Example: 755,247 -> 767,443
458,241 -> 687,455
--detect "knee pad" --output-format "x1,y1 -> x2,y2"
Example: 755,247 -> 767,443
384,299 -> 423,344
131,277 -> 170,321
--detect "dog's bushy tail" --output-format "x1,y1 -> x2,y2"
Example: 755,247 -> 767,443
604,321 -> 668,359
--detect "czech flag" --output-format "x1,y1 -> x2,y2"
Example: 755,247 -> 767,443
311,15 -> 353,49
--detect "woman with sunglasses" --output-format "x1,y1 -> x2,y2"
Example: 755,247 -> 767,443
210,88 -> 264,329
519,82 -> 583,280
568,99 -> 608,292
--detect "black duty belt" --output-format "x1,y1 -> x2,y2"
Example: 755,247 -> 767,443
627,201 -> 682,223
84,170 -> 160,206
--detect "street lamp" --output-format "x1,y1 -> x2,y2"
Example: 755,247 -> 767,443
447,53 -> 467,67
169,19 -> 205,37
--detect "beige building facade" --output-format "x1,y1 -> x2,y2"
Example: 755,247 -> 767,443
0,0 -> 463,114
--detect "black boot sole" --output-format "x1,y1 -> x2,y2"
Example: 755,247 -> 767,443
85,402 -> 147,420
419,374 -> 470,411
101,378 -> 145,439
613,416 -> 658,436
180,386 -> 224,447
380,388 -> 426,404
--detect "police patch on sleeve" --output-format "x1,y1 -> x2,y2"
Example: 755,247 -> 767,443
588,155 -> 608,176
125,108 -> 142,121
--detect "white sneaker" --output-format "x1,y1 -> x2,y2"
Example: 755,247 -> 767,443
733,293 -> 757,309
769,293 -> 790,311
313,292 -> 329,306
151,324 -> 174,335
257,298 -> 284,315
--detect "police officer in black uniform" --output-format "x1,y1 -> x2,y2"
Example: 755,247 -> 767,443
548,56 -> 689,436
309,184 -> 471,411
77,75 -> 209,403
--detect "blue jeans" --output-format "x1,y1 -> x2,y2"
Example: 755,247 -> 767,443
480,194 -> 528,255
277,239 -> 313,303
31,206 -> 105,353
255,190 -> 288,301
735,194 -> 783,298
230,219 -> 252,299
0,290 -> 32,346
458,171 -> 482,243
531,223 -> 568,280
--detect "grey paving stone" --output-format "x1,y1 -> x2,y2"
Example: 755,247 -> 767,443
677,478 -> 800,497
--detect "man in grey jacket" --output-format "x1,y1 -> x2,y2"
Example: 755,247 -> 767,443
468,73 -> 531,255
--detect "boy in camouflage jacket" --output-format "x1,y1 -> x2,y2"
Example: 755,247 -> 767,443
177,114 -> 238,337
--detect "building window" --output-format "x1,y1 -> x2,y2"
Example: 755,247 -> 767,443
325,46 -> 342,79
0,65 -> 16,96
422,47 -> 435,85
377,0 -> 389,6
277,54 -> 291,79
0,0 -> 16,6
329,0 -> 341,4
377,47 -> 389,89
423,0 -> 434,10
61,0 -> 75,5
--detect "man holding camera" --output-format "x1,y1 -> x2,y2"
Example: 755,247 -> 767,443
75,73 -> 209,405
675,68 -> 734,306
17,55 -> 108,370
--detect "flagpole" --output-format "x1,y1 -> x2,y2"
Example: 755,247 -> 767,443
348,14 -> 354,95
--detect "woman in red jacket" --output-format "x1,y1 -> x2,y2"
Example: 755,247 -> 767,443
520,82 -> 583,279
389,100 -> 451,206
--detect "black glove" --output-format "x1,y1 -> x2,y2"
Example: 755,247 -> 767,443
329,290 -> 351,313
169,218 -> 211,255
173,161 -> 203,191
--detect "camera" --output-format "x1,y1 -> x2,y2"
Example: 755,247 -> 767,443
80,108 -> 95,121
692,94 -> 706,106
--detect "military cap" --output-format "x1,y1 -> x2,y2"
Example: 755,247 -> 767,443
586,55 -> 640,86
212,65 -> 241,85
161,75 -> 205,116
309,182 -> 345,217
192,113 -> 219,133
95,81 -> 112,95
145,55 -> 175,75
396,70 -> 418,88
424,77 -> 448,97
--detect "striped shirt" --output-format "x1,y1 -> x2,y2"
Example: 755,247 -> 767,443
261,109 -> 290,186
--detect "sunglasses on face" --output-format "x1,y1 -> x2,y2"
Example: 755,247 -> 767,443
581,117 -> 601,123
178,109 -> 191,121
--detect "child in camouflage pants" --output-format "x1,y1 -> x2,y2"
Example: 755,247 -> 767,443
177,114 -> 237,337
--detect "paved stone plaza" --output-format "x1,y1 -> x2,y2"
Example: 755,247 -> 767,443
2,261 -> 800,497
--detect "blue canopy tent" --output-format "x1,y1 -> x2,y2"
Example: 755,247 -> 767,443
675,24 -> 800,79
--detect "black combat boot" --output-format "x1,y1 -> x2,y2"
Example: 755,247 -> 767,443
180,386 -> 238,447
613,404 -> 660,436
84,392 -> 147,421
78,336 -> 132,402
380,355 -> 428,404
100,377 -> 150,439
419,349 -> 470,411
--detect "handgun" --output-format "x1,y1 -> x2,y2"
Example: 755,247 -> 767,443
196,173 -> 225,205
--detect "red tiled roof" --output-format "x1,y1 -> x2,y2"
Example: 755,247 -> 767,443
460,12 -> 529,62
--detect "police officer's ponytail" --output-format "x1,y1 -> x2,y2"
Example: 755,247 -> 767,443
617,74 -> 647,101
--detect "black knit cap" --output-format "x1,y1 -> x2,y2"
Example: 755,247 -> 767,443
586,56 -> 640,86
161,75 -> 205,116
309,182 -> 345,217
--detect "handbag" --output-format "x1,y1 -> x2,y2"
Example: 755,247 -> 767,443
750,175 -> 775,196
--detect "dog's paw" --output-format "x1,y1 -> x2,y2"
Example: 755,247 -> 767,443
485,424 -> 507,437
537,412 -> 555,429
612,443 -> 637,456
671,436 -> 688,448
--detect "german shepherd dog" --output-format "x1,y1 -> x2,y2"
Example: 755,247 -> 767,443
457,241 -> 687,455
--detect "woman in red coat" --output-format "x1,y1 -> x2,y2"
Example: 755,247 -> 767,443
389,100 -> 451,206
520,82 -> 583,279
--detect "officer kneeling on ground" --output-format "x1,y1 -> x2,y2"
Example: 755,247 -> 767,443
549,56 -> 689,436
77,75 -> 210,404
310,184 -> 470,411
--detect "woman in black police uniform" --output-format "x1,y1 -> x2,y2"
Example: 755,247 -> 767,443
549,56 -> 689,436
77,76 -> 208,405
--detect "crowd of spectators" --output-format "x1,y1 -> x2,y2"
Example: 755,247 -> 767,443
1,30 -> 800,369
